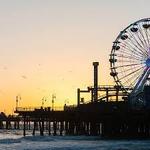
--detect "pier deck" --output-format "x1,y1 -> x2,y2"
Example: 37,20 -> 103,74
12,101 -> 150,138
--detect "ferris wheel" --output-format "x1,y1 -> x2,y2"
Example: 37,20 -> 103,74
110,18 -> 150,96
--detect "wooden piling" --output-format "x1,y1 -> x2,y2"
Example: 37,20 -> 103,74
23,116 -> 26,136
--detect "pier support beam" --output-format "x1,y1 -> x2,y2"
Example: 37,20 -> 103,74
53,121 -> 57,136
23,116 -> 26,136
60,121 -> 63,136
48,120 -> 51,135
39,120 -> 44,136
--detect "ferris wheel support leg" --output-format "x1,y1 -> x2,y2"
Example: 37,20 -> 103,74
130,67 -> 150,108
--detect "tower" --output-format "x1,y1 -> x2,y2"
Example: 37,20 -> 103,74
93,62 -> 99,102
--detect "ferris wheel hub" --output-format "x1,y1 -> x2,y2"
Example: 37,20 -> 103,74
146,58 -> 150,67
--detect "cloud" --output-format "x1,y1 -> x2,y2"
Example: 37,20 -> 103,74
21,75 -> 27,79
3,66 -> 7,70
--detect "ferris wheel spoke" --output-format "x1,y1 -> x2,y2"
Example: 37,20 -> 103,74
117,64 -> 145,74
120,65 -> 144,76
144,30 -> 150,47
138,23 -> 149,49
128,67 -> 146,88
116,54 -> 145,62
135,24 -> 148,49
123,37 -> 148,57
120,42 -> 146,58
119,46 -> 145,60
117,48 -> 144,59
119,65 -> 145,74
145,28 -> 150,40
127,30 -> 148,57
119,60 -> 144,65
117,60 -> 143,64
122,66 -> 145,87
114,62 -> 144,69
117,55 -> 144,62
121,40 -> 147,58
118,66 -> 145,81
117,47 -> 145,60
141,22 -> 150,46
120,42 -> 143,57
126,72 -> 142,88
128,29 -> 146,50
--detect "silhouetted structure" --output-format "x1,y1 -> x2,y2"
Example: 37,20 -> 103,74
93,62 -> 99,102
2,18 -> 150,138
11,62 -> 150,138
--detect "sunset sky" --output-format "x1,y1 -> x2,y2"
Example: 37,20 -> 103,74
0,0 -> 149,114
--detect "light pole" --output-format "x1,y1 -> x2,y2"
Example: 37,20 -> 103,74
16,95 -> 21,110
41,97 -> 46,108
52,94 -> 56,111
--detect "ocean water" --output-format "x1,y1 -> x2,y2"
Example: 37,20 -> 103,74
0,130 -> 150,150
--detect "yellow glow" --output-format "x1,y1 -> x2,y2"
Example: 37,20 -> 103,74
0,0 -> 148,114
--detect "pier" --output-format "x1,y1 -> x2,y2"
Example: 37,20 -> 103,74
10,100 -> 150,138
7,62 -> 150,138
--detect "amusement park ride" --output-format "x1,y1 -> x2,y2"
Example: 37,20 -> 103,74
78,18 -> 150,110
110,18 -> 150,109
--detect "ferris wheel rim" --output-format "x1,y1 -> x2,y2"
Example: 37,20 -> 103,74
110,18 -> 150,92
112,18 -> 150,43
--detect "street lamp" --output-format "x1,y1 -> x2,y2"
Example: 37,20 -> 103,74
16,95 -> 21,110
52,94 -> 56,111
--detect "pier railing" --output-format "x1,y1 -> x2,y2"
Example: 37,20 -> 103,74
16,106 -> 64,112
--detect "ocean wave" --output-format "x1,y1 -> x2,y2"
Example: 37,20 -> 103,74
21,135 -> 101,142
0,138 -> 21,144
22,136 -> 55,142
0,133 -> 150,150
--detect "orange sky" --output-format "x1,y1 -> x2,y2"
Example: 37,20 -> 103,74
0,0 -> 149,114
